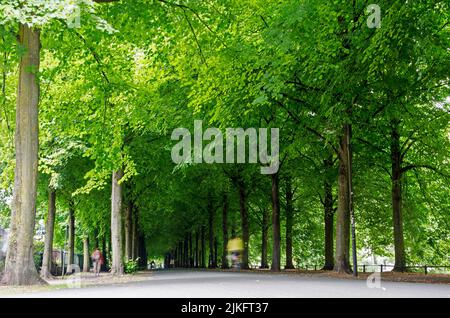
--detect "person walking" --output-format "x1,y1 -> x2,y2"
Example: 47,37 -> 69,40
227,237 -> 244,269
91,247 -> 104,276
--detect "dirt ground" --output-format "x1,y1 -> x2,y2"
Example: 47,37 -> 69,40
0,271 -> 153,295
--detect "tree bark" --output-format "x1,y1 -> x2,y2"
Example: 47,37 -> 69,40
83,236 -> 90,272
178,241 -> 181,267
67,201 -> 75,274
101,235 -> 107,271
188,232 -> 193,267
195,231 -> 199,268
184,236 -> 188,267
285,177 -> 294,269
124,200 -> 132,261
174,246 -> 178,267
111,169 -> 124,275
323,156 -> 334,270
221,194 -> 229,269
2,24 -> 42,286
260,207 -> 269,269
137,234 -> 147,268
208,199 -> 216,268
214,237 -> 218,268
391,120 -> 405,272
238,180 -> 250,269
40,189 -> 56,279
271,173 -> 281,272
200,225 -> 206,268
334,124 -> 352,274
131,205 -> 138,260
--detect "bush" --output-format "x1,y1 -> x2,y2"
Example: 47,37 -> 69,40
124,258 -> 139,274
33,252 -> 42,271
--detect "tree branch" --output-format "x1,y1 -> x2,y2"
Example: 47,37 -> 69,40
401,164 -> 449,178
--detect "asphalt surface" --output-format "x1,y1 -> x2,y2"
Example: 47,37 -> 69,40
3,270 -> 450,298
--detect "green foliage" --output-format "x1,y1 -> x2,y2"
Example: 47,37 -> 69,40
0,0 -> 449,271
124,258 -> 140,274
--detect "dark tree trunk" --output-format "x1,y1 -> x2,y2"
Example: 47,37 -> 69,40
221,194 -> 229,269
323,156 -> 335,270
271,173 -> 281,272
195,231 -> 199,268
2,25 -> 42,286
83,236 -> 90,272
124,200 -> 132,261
334,124 -> 352,274
260,207 -> 269,269
285,177 -> 294,269
185,235 -> 189,267
111,169 -> 124,275
188,232 -> 193,267
138,233 -> 148,269
174,246 -> 178,267
131,205 -> 138,260
41,189 -> 56,279
201,226 -> 206,268
238,181 -> 250,269
67,201 -> 75,274
391,120 -> 405,272
178,241 -> 183,267
137,234 -> 147,268
101,236 -> 107,271
214,237 -> 218,268
208,200 -> 216,268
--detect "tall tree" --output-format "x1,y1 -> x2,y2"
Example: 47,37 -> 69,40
40,188 -> 56,278
110,169 -> 124,275
2,24 -> 41,286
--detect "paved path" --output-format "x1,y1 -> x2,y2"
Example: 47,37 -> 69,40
3,270 -> 449,298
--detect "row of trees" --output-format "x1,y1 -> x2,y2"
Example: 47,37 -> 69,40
0,0 -> 449,285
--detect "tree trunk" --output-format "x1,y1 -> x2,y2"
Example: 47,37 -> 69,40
174,246 -> 178,267
101,236 -> 107,271
188,232 -> 193,267
208,200 -> 216,268
137,234 -> 147,268
195,231 -> 199,268
131,205 -> 138,260
334,124 -> 352,274
40,189 -> 56,279
111,169 -> 124,275
391,121 -> 405,272
221,194 -> 229,269
214,237 -> 218,268
67,201 -> 75,274
200,225 -> 206,268
238,181 -> 250,269
323,156 -> 334,270
124,200 -> 132,261
2,24 -> 42,286
180,241 -> 184,267
184,236 -> 188,267
271,173 -> 281,272
285,177 -> 294,269
178,244 -> 181,268
83,236 -> 90,272
260,207 -> 269,269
